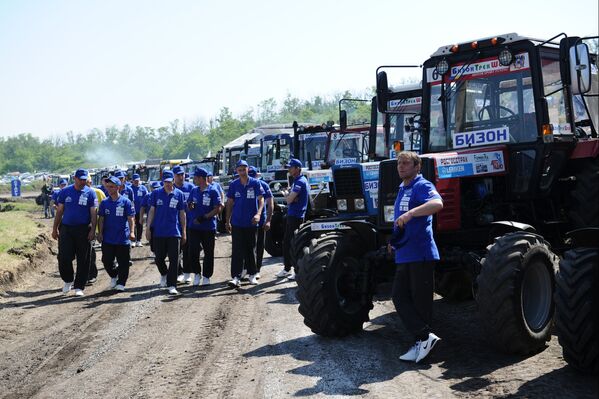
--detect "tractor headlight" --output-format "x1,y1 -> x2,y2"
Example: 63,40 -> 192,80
337,199 -> 348,211
436,58 -> 449,75
384,206 -> 395,223
354,198 -> 365,210
498,48 -> 513,66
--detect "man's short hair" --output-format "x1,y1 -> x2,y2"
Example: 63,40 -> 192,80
397,151 -> 421,167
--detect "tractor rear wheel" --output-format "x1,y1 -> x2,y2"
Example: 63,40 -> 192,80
554,248 -> 599,374
264,210 -> 285,257
296,233 -> 373,337
476,232 -> 558,354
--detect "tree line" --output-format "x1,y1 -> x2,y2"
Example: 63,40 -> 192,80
0,91 -> 373,174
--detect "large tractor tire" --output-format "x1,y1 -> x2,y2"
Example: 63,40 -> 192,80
264,210 -> 285,257
434,269 -> 473,301
296,232 -> 373,337
476,232 -> 558,354
290,222 -> 321,273
554,248 -> 599,374
568,158 -> 599,229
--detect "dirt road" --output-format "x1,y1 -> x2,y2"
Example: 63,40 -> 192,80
0,228 -> 596,398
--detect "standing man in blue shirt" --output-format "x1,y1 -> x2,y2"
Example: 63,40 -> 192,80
51,179 -> 68,217
225,160 -> 265,288
145,170 -> 187,295
391,151 -> 443,363
172,165 -> 195,283
248,166 -> 273,278
52,169 -> 98,297
276,158 -> 309,281
144,181 -> 162,255
131,173 -> 148,247
97,176 -> 136,291
115,170 -> 134,203
187,168 -> 223,286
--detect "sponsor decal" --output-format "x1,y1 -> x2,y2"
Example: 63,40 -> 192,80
310,221 -> 352,231
436,151 -> 505,179
428,52 -> 530,84
453,127 -> 510,149
334,158 -> 357,165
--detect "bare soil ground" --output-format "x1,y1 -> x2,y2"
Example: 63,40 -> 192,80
0,218 -> 597,398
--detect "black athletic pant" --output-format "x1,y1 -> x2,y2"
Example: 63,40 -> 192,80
58,224 -> 92,290
134,213 -> 143,242
256,227 -> 265,271
283,216 -> 302,272
154,236 -> 180,287
392,261 -> 435,342
101,243 -> 131,286
149,226 -> 154,253
231,226 -> 257,278
89,244 -> 98,280
188,229 -> 215,278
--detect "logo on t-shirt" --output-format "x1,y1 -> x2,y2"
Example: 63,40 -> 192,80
247,188 -> 255,199
157,199 -> 163,206
65,196 -> 72,203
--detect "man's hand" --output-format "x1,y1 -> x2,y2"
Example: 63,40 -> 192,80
181,233 -> 186,246
251,213 -> 260,226
87,229 -> 96,241
97,233 -> 103,243
52,229 -> 59,240
263,221 -> 271,232
129,232 -> 135,241
395,210 -> 413,228
225,222 -> 232,233
146,229 -> 151,242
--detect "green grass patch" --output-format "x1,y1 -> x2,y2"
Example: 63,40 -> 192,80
0,211 -> 41,253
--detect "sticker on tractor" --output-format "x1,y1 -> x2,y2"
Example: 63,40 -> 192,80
436,151 -> 505,179
334,158 -> 358,165
311,221 -> 352,231
453,127 -> 510,149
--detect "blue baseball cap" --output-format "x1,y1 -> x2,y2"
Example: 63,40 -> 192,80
114,170 -> 126,179
286,158 -> 303,168
75,169 -> 89,179
132,173 -> 141,180
235,160 -> 248,168
59,179 -> 68,185
194,168 -> 208,178
248,166 -> 258,177
207,171 -> 213,177
151,181 -> 161,189
107,176 -> 122,186
162,170 -> 174,182
172,165 -> 185,175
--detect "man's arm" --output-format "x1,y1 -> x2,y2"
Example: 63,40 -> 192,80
263,196 -> 274,231
146,206 -> 155,241
97,216 -> 104,242
395,199 -> 443,228
128,215 -> 135,241
285,190 -> 298,205
88,207 -> 97,241
52,204 -> 64,240
252,196 -> 264,226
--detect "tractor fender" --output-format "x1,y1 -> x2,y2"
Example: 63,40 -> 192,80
337,219 -> 380,252
489,221 -> 536,242
566,227 -> 599,248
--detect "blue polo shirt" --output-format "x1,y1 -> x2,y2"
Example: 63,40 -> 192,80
119,185 -> 135,203
174,182 -> 195,202
393,175 -> 442,264
227,177 -> 265,228
150,188 -> 186,238
287,175 -> 309,218
131,184 -> 148,211
99,195 -> 135,245
258,180 -> 273,227
141,192 -> 151,210
51,188 -> 62,203
57,185 -> 97,226
187,185 -> 222,231
96,185 -> 108,196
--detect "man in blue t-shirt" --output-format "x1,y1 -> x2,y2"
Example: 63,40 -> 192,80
390,151 -> 443,364
248,166 -> 273,277
187,168 -> 223,286
52,169 -> 98,297
145,170 -> 187,295
131,173 -> 148,248
98,176 -> 136,291
115,170 -> 134,203
51,179 -> 68,217
276,158 -> 309,281
172,165 -> 195,284
143,181 -> 162,255
225,160 -> 264,288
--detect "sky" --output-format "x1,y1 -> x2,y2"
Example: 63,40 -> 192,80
0,0 -> 597,139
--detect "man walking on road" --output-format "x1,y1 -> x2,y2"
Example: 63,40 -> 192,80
225,160 -> 264,288
97,176 -> 136,291
248,166 -> 273,278
52,169 -> 97,296
146,170 -> 187,295
391,151 -> 443,363
172,165 -> 195,283
187,168 -> 223,286
131,173 -> 148,247
86,177 -> 106,285
276,158 -> 308,281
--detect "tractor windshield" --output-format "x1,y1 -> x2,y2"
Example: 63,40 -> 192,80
428,52 -> 537,152
326,131 -> 369,165
387,95 -> 422,154
298,132 -> 328,169
262,138 -> 291,172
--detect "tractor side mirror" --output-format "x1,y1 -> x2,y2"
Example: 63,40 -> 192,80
569,42 -> 592,94
376,71 -> 389,113
340,110 -> 347,132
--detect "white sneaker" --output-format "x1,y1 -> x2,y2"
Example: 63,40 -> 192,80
136,241 -> 142,247
110,277 -> 118,289
167,286 -> 179,295
193,274 -> 201,286
183,273 -> 192,284
114,284 -> 125,292
415,333 -> 441,363
249,275 -> 258,285
399,343 -> 419,361
275,269 -> 291,278
159,275 -> 167,287
240,269 -> 248,280
286,271 -> 296,281
227,277 -> 241,288
255,272 -> 261,280
177,274 -> 185,283
74,289 -> 84,297
62,282 -> 72,294
202,276 -> 210,286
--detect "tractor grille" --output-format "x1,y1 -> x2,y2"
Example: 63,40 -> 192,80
333,167 -> 362,197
